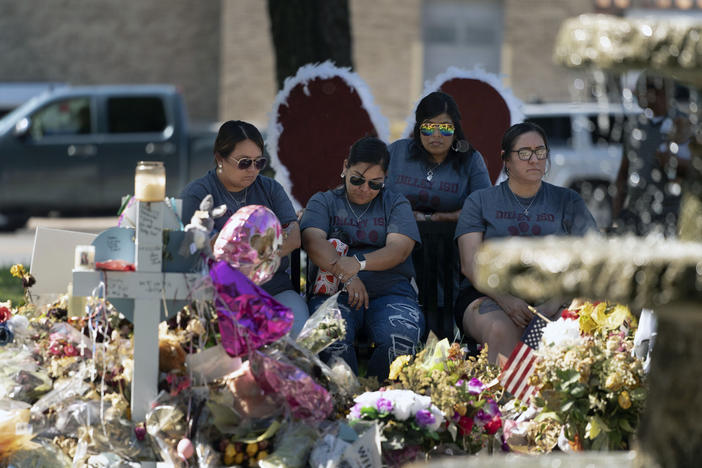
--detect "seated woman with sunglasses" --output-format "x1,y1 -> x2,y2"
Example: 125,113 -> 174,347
386,92 -> 491,223
180,120 -> 309,337
455,122 -> 597,363
300,137 -> 425,380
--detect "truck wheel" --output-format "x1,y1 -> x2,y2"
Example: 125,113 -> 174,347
572,181 -> 613,230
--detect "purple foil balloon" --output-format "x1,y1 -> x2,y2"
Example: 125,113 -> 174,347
250,351 -> 333,422
210,261 -> 293,357
213,205 -> 283,285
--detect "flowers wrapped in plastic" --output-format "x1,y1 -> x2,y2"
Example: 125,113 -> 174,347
347,389 -> 444,465
249,350 -> 333,422
209,261 -> 293,357
0,400 -> 36,461
296,292 -> 346,354
258,421 -> 318,468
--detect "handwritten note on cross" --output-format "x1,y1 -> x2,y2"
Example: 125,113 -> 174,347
74,201 -> 211,422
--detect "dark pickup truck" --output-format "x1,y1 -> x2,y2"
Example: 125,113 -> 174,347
0,85 -> 217,229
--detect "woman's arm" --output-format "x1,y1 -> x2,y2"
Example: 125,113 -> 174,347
301,227 -> 341,272
278,222 -> 301,257
332,232 -> 416,279
457,231 -> 533,328
425,209 -> 461,222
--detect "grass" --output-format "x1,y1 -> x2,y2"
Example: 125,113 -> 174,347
0,264 -> 26,306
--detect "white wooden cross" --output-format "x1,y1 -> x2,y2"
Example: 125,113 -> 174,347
73,201 -> 211,422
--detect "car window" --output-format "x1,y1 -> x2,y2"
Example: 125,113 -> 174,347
107,97 -> 167,133
525,116 -> 572,146
30,97 -> 91,139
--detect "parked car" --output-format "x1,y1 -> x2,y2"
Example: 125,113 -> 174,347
522,101 -> 640,228
0,85 -> 218,230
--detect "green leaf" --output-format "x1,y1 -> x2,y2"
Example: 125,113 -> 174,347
534,411 -> 562,423
619,417 -> 635,433
361,407 -> 379,419
630,387 -> 647,401
561,400 -> 574,413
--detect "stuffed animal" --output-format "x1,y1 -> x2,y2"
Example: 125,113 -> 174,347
178,194 -> 227,257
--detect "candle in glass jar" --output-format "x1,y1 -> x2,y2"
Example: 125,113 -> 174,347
134,161 -> 166,201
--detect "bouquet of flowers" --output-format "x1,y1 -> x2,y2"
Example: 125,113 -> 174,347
296,293 -> 346,354
532,313 -> 647,451
386,337 -> 504,454
347,389 -> 444,466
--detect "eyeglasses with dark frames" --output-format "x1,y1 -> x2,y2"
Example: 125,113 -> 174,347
349,175 -> 384,190
512,147 -> 549,161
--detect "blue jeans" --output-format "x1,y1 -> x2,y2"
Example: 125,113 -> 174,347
308,280 -> 425,380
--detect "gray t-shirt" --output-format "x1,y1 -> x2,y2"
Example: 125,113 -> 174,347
454,181 -> 597,289
180,169 -> 298,295
455,181 -> 597,241
386,139 -> 492,213
300,187 -> 421,299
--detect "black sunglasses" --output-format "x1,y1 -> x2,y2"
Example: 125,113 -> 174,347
227,156 -> 267,170
349,175 -> 384,191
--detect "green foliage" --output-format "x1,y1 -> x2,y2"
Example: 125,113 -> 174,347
0,264 -> 26,306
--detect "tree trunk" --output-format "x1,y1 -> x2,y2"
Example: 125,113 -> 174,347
267,0 -> 353,90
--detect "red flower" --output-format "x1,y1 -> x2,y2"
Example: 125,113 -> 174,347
561,308 -> 579,320
457,415 -> 474,436
485,415 -> 502,435
64,344 -> 78,357
0,306 -> 11,323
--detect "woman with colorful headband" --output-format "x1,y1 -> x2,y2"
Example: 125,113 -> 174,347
300,136 -> 425,380
455,122 -> 597,363
180,120 -> 309,337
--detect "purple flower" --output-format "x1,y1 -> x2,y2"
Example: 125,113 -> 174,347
467,378 -> 485,395
455,379 -> 465,387
349,403 -> 361,419
415,409 -> 436,427
476,398 -> 501,423
376,397 -> 393,413
475,408 -> 492,422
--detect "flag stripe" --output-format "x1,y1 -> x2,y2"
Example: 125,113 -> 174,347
500,315 -> 548,402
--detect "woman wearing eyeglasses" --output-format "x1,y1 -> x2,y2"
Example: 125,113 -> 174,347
180,120 -> 309,337
386,91 -> 491,223
455,122 -> 597,363
300,136 -> 424,380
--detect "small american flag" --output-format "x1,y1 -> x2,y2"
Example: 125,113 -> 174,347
499,315 -> 548,402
